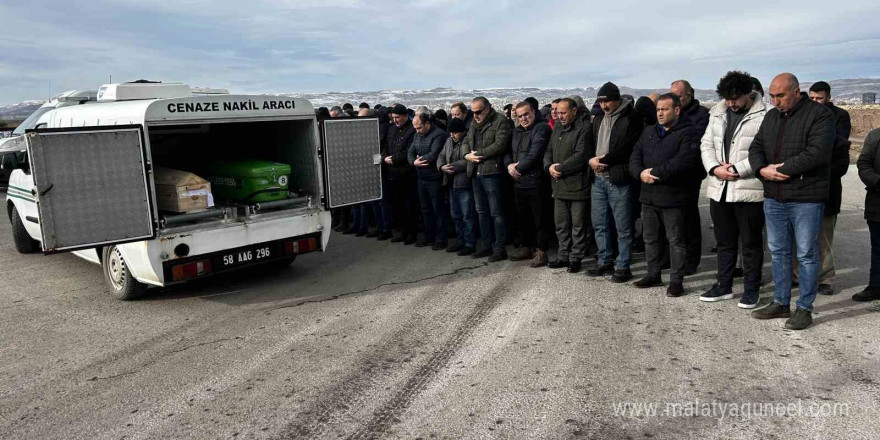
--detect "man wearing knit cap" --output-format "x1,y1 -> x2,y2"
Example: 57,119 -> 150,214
383,104 -> 419,245
587,81 -> 644,282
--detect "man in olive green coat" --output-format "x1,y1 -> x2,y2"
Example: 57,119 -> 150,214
543,98 -> 595,273
463,96 -> 513,262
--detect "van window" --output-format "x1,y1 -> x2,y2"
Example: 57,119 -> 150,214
12,106 -> 54,135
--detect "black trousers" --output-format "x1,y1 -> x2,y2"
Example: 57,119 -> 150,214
683,185 -> 703,270
514,185 -> 552,251
710,200 -> 765,292
643,204 -> 687,283
388,178 -> 419,237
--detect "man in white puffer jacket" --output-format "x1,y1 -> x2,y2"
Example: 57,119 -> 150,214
699,71 -> 768,308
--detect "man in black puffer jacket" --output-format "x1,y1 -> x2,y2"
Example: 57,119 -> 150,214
408,112 -> 450,250
505,101 -> 552,267
854,128 -> 880,302
748,73 -> 834,331
383,104 -> 418,245
630,93 -> 701,297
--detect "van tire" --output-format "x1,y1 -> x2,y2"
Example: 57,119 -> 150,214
102,246 -> 147,300
10,206 -> 39,253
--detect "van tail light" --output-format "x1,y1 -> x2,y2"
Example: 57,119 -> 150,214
171,259 -> 212,281
283,238 -> 317,255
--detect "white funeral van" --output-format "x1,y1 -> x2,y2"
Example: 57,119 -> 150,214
3,82 -> 382,300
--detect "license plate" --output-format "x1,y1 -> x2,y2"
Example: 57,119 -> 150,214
216,243 -> 278,268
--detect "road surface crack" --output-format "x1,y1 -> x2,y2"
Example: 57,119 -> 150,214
167,337 -> 242,355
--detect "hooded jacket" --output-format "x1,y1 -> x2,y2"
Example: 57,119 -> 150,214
407,124 -> 450,181
437,135 -> 470,188
858,129 -> 880,223
543,116 -> 594,200
590,100 -> 644,184
462,107 -> 513,177
630,114 -> 701,208
504,119 -> 551,189
383,119 -> 416,181
700,93 -> 767,203
747,96 -> 834,203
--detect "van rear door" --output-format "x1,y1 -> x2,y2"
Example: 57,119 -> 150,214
320,118 -> 383,208
26,125 -> 157,253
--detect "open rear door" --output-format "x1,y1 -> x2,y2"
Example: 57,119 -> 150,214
320,118 -> 382,208
26,125 -> 157,254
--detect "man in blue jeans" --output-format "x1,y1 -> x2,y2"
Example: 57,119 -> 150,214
463,97 -> 512,262
587,82 -> 644,282
748,73 -> 834,330
438,118 -> 477,256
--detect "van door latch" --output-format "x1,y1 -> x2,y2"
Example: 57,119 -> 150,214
39,184 -> 54,196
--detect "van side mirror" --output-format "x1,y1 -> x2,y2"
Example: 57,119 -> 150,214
1,152 -> 26,171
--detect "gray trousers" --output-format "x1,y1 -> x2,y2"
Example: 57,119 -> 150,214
554,199 -> 588,262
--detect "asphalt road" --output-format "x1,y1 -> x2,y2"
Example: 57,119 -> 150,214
1,166 -> 878,440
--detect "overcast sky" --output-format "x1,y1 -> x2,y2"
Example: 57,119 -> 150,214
2,0 -> 879,105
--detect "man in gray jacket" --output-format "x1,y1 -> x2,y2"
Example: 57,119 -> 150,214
544,98 -> 594,273
408,113 -> 450,250
463,97 -> 513,262
438,118 -> 477,256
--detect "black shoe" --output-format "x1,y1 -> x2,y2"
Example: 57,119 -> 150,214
611,269 -> 633,283
732,267 -> 744,278
377,231 -> 393,241
751,303 -> 792,320
446,243 -> 463,253
472,249 -> 493,259
432,241 -> 448,251
738,291 -> 759,309
818,284 -> 835,296
567,261 -> 582,273
355,229 -> 368,237
666,282 -> 684,297
366,230 -> 380,238
852,286 -> 880,302
548,259 -> 569,269
390,235 -> 406,243
633,276 -> 663,289
699,284 -> 733,302
414,239 -> 428,247
334,224 -> 349,233
342,227 -> 357,235
404,235 -> 417,245
458,246 -> 476,257
488,250 -> 508,263
784,308 -> 813,330
586,263 -> 614,277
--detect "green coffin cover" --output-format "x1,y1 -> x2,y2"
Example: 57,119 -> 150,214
203,160 -> 291,203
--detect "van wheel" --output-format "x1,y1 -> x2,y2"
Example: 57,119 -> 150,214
10,206 -> 39,253
103,246 -> 147,300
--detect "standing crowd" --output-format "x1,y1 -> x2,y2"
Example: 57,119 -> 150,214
320,71 -> 880,331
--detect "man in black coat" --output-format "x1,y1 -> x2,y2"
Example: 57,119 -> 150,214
587,82 -> 644,282
630,93 -> 701,297
854,128 -> 880,301
505,101 -> 552,267
790,81 -> 851,295
670,80 -> 709,274
748,73 -> 834,330
408,113 -> 451,250
383,104 -> 419,245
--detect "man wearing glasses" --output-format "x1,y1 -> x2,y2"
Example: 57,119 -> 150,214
463,97 -> 513,262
